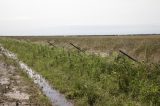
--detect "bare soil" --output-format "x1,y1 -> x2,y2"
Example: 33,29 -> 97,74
0,58 -> 51,106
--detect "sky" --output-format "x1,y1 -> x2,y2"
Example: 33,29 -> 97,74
0,0 -> 160,35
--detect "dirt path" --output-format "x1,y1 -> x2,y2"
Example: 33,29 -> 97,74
0,56 -> 51,106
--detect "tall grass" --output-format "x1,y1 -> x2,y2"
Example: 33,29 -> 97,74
0,39 -> 160,106
4,36 -> 160,62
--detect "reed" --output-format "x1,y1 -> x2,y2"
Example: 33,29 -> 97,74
0,38 -> 160,106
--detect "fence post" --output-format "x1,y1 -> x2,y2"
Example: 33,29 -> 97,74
119,50 -> 139,63
47,41 -> 56,47
69,43 -> 85,53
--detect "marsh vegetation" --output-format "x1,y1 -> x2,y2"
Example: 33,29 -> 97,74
0,36 -> 160,106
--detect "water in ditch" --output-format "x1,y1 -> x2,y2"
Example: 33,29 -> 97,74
0,46 -> 73,106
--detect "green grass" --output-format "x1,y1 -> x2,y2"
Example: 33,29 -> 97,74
6,35 -> 160,63
0,38 -> 160,106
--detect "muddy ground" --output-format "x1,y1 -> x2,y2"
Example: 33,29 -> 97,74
0,56 -> 51,106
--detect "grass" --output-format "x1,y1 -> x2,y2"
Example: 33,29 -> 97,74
0,38 -> 160,106
9,35 -> 160,63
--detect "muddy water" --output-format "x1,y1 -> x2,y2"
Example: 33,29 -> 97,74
0,46 -> 73,106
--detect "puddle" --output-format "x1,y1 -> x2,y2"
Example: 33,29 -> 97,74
0,46 -> 73,106
20,62 -> 73,106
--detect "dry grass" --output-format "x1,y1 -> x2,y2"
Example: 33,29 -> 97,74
1,38 -> 160,106
4,35 -> 160,63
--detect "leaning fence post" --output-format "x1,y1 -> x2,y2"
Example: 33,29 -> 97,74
69,43 -> 85,53
47,41 -> 56,47
119,50 -> 139,63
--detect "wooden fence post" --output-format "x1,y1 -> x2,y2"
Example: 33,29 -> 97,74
69,43 -> 85,53
119,50 -> 139,63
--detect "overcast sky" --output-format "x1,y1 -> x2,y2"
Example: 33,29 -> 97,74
0,0 -> 160,35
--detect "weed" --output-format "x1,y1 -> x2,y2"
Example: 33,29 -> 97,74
0,39 -> 160,106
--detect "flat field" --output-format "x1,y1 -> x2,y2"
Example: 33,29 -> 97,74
7,35 -> 160,62
0,35 -> 160,106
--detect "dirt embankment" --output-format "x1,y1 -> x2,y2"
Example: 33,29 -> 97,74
0,56 -> 51,106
